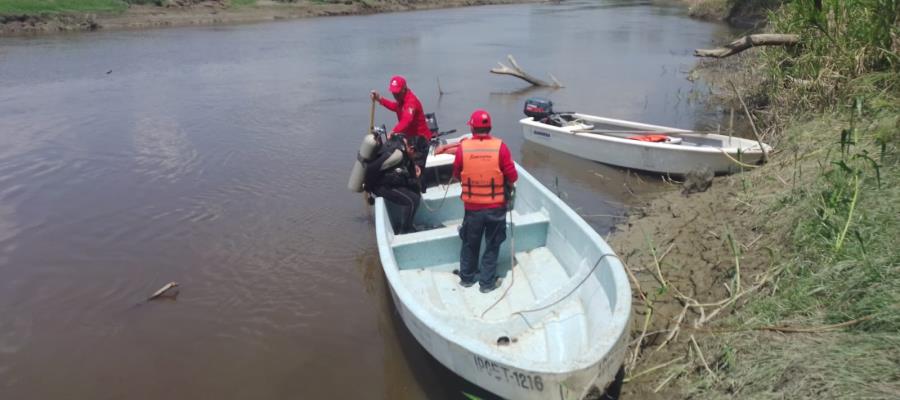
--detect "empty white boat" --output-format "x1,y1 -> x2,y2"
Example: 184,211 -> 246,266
520,113 -> 771,175
374,163 -> 631,399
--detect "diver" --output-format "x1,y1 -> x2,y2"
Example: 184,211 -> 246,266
364,134 -> 421,234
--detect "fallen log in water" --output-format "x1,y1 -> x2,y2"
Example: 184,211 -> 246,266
490,55 -> 563,87
695,34 -> 800,58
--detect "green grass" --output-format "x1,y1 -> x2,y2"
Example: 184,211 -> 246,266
694,332 -> 900,399
752,110 -> 898,325
0,0 -> 130,16
669,1 -> 900,398
682,86 -> 900,400
230,0 -> 257,7
760,0 -> 900,112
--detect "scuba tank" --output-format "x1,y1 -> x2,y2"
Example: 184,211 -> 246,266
347,134 -> 379,192
348,125 -> 390,193
380,149 -> 404,171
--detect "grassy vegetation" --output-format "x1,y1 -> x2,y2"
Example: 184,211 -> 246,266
686,111 -> 900,398
686,0 -> 730,19
0,0 -> 128,16
679,0 -> 899,398
230,0 -> 257,6
687,0 -> 784,21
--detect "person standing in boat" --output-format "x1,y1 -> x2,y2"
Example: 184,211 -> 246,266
453,109 -> 518,293
364,134 -> 421,234
370,75 -> 432,191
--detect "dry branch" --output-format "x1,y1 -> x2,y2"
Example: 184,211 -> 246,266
756,315 -> 875,333
490,55 -> 563,87
729,80 -> 769,164
624,356 -> 685,383
690,335 -> 717,381
695,34 -> 800,58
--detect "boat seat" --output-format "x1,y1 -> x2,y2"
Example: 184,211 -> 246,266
391,224 -> 460,249
391,210 -> 550,271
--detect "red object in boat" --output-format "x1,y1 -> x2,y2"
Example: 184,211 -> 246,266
628,134 -> 669,142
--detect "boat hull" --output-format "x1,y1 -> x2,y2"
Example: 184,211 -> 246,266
387,284 -> 628,400
374,165 -> 631,400
521,117 -> 767,175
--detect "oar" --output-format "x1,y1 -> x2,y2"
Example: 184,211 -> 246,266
572,128 -> 694,136
369,98 -> 376,135
363,98 -> 377,207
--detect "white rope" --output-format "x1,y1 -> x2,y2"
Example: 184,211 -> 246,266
513,253 -> 619,329
420,175 -> 456,212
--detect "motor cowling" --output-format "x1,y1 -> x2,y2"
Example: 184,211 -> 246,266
524,97 -> 554,120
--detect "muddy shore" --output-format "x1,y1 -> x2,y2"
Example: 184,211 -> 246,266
611,22 -> 783,399
612,165 -> 783,398
0,0 -> 536,36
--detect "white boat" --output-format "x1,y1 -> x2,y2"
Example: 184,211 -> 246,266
520,113 -> 771,175
373,163 -> 631,400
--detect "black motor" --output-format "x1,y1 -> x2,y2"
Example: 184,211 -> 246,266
523,97 -> 554,120
425,112 -> 440,135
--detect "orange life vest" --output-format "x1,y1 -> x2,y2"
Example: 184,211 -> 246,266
628,134 -> 669,142
460,138 -> 505,204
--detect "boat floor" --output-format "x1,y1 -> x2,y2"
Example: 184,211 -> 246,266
397,247 -> 595,363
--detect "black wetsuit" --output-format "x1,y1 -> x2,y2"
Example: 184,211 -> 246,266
364,138 -> 421,233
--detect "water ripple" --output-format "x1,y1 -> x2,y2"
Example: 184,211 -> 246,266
132,116 -> 200,183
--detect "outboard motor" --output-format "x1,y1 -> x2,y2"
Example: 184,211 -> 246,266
425,112 -> 440,136
524,97 -> 554,120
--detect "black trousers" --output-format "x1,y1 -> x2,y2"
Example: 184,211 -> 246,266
373,186 -> 420,234
458,207 -> 507,287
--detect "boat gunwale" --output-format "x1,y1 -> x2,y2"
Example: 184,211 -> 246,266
521,116 -> 771,155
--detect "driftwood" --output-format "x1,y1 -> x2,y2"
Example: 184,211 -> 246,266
490,55 -> 563,88
148,282 -> 179,301
695,34 -> 800,58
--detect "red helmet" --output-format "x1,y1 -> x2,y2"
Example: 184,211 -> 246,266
467,109 -> 492,130
389,75 -> 407,94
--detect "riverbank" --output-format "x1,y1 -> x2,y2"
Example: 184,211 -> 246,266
682,0 -> 779,27
615,0 -> 898,398
0,0 -> 535,36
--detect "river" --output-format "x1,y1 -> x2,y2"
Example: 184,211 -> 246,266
0,1 -> 733,398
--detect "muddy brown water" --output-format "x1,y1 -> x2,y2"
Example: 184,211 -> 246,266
0,1 -> 736,399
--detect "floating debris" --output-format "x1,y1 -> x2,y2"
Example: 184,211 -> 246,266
148,281 -> 179,301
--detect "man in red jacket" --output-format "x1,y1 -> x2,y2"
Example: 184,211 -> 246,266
370,75 -> 432,184
452,109 -> 518,293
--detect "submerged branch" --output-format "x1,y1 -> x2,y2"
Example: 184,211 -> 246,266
490,55 -> 563,87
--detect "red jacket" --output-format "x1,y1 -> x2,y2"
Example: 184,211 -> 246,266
378,90 -> 432,141
453,134 -> 518,210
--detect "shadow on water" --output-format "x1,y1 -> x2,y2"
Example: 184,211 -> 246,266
357,249 -> 500,400
519,141 -> 670,235
388,297 -> 502,400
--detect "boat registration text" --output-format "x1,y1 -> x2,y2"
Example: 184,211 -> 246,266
473,355 -> 545,392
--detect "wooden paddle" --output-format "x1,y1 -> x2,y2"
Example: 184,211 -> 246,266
369,97 -> 376,135
363,98 -> 377,207
572,128 -> 694,136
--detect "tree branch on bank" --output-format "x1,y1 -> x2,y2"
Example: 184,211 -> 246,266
695,34 -> 800,58
490,55 -> 563,87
